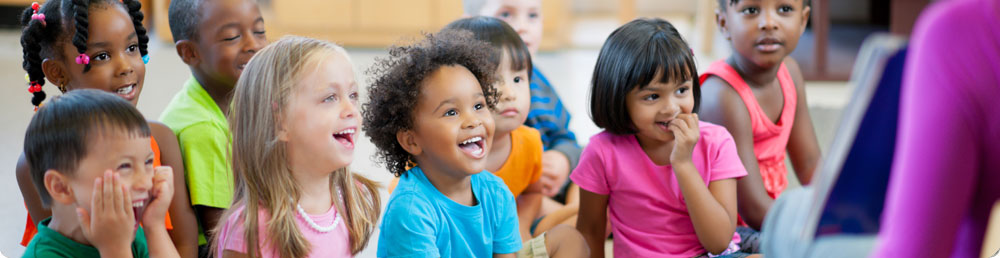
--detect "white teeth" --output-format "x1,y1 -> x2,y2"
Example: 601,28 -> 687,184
117,85 -> 134,95
461,136 -> 482,145
472,148 -> 483,156
132,202 -> 144,208
336,129 -> 355,135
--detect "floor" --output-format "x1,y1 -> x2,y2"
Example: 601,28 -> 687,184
0,13 -> 994,258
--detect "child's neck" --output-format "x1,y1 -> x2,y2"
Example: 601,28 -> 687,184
191,72 -> 234,116
635,134 -> 674,166
291,168 -> 334,215
416,158 -> 477,206
486,130 -> 514,173
727,55 -> 782,88
48,204 -> 92,246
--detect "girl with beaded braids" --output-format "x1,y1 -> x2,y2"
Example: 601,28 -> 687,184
15,1 -> 199,257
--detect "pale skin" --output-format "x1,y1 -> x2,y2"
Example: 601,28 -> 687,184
577,78 -> 741,257
701,0 -> 819,230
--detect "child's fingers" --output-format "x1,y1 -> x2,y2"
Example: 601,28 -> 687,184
76,207 -> 91,232
112,172 -> 124,214
92,176 -> 104,215
122,184 -> 134,219
103,170 -> 114,211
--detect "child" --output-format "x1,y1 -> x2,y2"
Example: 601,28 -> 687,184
445,16 -> 588,258
161,0 -> 267,250
573,18 -> 756,258
22,89 -> 179,258
699,0 -> 820,230
463,0 -> 581,206
212,36 -> 381,258
15,1 -> 198,256
365,30 -> 522,257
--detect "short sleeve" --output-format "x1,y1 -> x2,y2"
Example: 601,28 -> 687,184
527,128 -> 544,185
706,127 -> 748,181
377,194 -> 439,258
178,122 -> 234,208
491,185 -> 522,254
569,138 -> 611,195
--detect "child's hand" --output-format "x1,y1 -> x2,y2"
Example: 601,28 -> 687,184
669,113 -> 700,165
540,151 -> 571,197
77,170 -> 136,256
142,166 -> 174,227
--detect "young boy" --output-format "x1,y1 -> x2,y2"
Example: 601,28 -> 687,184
22,89 -> 179,258
161,0 -> 266,253
699,0 -> 821,231
463,0 -> 582,207
446,16 -> 589,258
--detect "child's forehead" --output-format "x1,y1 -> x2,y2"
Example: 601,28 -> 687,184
196,0 -> 262,29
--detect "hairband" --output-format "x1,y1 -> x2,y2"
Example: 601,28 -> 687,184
142,55 -> 149,64
30,2 -> 45,26
75,53 -> 89,65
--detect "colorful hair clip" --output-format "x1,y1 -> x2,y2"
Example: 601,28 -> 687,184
27,81 -> 42,93
30,2 -> 45,26
24,74 -> 30,82
142,55 -> 149,64
75,53 -> 90,65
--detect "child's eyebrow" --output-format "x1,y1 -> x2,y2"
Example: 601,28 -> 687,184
86,33 -> 136,49
433,98 -> 457,113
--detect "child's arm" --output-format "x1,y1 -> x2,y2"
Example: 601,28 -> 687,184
782,58 -> 821,185
700,77 -> 773,230
77,171 -> 138,258
515,193 -> 543,241
576,189 -> 609,258
669,114 -> 739,254
143,166 -> 181,258
149,121 -> 199,258
16,153 -> 51,224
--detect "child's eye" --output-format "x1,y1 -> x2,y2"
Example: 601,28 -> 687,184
93,52 -> 110,61
513,76 -> 522,83
499,11 -> 511,18
126,44 -> 138,53
223,35 -> 240,41
117,162 -> 132,170
444,109 -> 457,117
529,12 -> 539,19
778,5 -> 794,13
676,87 -> 689,95
349,92 -> 359,101
145,158 -> 155,166
740,7 -> 759,15
643,94 -> 660,101
254,30 -> 266,36
475,103 -> 485,110
323,94 -> 337,102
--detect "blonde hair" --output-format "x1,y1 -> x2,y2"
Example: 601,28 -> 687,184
213,36 -> 381,258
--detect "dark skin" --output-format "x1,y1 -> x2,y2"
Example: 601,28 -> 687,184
173,0 -> 266,239
700,0 -> 820,230
15,4 -> 197,257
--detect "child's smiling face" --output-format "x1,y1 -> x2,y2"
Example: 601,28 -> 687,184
407,65 -> 496,176
718,0 -> 810,68
626,73 -> 695,144
64,131 -> 155,225
55,4 -> 145,105
492,51 -> 532,136
480,0 -> 543,56
282,51 -> 360,175
193,0 -> 267,89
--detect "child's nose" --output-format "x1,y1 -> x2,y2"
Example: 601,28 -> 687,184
461,110 -> 483,129
340,99 -> 358,118
758,11 -> 779,31
115,55 -> 135,77
130,167 -> 153,193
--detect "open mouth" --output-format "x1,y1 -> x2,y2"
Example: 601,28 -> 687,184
458,136 -> 485,158
115,83 -> 137,100
333,128 -> 355,149
132,198 -> 148,229
657,121 -> 671,132
237,63 -> 247,71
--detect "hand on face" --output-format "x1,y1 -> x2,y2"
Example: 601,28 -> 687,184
141,166 -> 174,227
76,170 -> 135,253
668,113 -> 700,165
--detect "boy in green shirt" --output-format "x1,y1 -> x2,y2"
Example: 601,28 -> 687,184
22,90 -> 178,258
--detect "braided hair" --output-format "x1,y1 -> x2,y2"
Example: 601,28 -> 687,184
19,0 -> 149,109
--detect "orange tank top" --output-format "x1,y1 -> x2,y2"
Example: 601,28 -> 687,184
699,60 -> 797,199
21,137 -> 173,246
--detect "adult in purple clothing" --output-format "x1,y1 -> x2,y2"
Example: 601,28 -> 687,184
873,0 -> 1000,257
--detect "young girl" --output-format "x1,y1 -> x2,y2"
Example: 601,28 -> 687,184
573,18 -> 757,258
364,30 -> 522,257
15,1 -> 198,256
212,36 -> 381,258
700,0 -> 820,230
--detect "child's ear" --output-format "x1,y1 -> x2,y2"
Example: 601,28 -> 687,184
41,58 -> 67,88
715,9 -> 730,41
175,40 -> 200,67
44,170 -> 76,205
799,5 -> 812,35
396,130 -> 422,156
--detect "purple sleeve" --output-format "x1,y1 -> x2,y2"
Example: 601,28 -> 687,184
570,136 -> 611,195
873,0 -> 999,257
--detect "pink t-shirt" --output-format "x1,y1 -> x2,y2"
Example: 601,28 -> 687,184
216,205 -> 352,258
570,122 -> 748,257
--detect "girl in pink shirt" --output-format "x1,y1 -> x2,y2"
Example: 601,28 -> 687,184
572,18 -> 755,258
212,37 -> 381,258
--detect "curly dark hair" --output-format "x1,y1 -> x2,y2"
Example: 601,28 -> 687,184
363,30 -> 500,177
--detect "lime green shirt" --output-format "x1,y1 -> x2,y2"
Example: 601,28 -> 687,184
160,77 -> 233,244
23,218 -> 149,258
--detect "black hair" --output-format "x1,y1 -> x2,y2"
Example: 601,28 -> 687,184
363,30 -> 499,177
19,0 -> 150,108
590,18 -> 700,135
444,16 -> 533,80
24,89 -> 151,207
717,0 -> 811,10
167,0 -> 204,42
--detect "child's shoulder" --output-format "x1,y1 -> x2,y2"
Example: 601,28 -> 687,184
697,121 -> 737,147
782,56 -> 807,91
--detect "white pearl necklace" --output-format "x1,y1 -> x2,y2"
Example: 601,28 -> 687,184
295,191 -> 344,233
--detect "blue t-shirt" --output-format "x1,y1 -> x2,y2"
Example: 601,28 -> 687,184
377,166 -> 522,257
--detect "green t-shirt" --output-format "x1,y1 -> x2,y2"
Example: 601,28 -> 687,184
160,77 -> 234,244
23,218 -> 149,258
